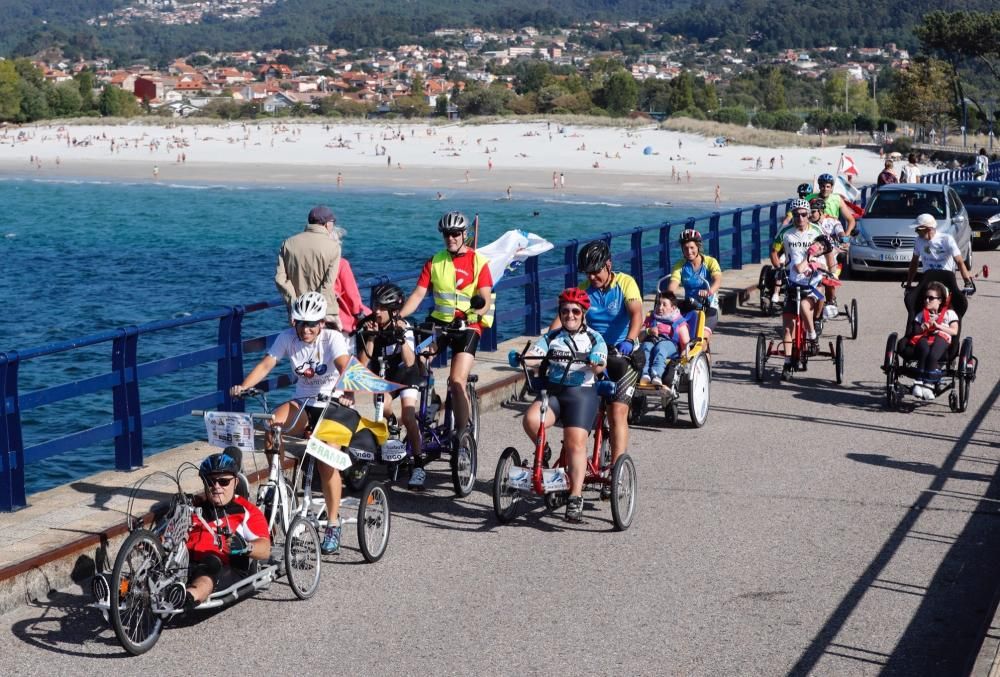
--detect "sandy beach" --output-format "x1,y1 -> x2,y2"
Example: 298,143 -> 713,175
0,120 -> 890,204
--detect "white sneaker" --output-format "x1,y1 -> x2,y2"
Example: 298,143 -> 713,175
651,376 -> 663,387
771,292 -> 780,303
639,375 -> 651,386
912,381 -> 924,398
408,467 -> 426,490
922,384 -> 937,400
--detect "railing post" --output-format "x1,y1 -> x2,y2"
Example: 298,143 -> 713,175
218,306 -> 245,413
524,255 -> 542,336
707,214 -> 721,261
111,327 -> 143,471
564,240 -> 579,290
750,206 -> 762,263
658,222 -> 672,280
731,208 -> 744,269
630,228 -> 644,293
769,203 -> 781,242
0,351 -> 26,511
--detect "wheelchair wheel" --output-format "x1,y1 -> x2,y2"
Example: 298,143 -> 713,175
358,481 -> 391,563
834,335 -> 845,385
957,337 -> 973,413
884,333 -> 899,409
493,447 -> 522,524
754,333 -> 767,382
285,515 -> 321,599
109,529 -> 167,656
687,353 -> 710,428
450,427 -> 478,497
466,382 -> 481,447
610,453 -> 637,532
849,299 -> 859,340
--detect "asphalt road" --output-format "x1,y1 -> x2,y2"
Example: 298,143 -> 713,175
3,250 -> 1000,676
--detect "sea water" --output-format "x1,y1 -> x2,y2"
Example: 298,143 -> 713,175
0,177 -> 696,494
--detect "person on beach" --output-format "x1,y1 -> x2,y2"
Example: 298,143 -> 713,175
399,211 -> 493,489
275,205 -> 341,329
900,154 -> 921,183
877,160 -> 898,187
714,185 -> 721,207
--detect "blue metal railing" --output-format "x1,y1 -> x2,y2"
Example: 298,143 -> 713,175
2,160 -> 997,510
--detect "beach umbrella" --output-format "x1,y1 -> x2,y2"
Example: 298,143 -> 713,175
643,146 -> 653,155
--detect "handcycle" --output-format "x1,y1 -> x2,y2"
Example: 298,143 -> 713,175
492,344 -> 637,531
629,308 -> 711,428
757,263 -> 787,317
882,271 -> 978,412
351,317 -> 480,496
754,278 -> 846,384
90,448 -> 321,656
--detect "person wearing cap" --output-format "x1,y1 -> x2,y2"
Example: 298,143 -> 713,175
905,213 -> 973,289
275,205 -> 342,328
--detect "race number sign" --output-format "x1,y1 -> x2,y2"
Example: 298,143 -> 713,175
304,437 -> 353,471
203,412 -> 255,452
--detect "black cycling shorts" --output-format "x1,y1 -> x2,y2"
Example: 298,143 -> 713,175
189,553 -> 250,590
605,354 -> 639,406
782,285 -> 814,315
426,318 -> 480,356
542,384 -> 600,431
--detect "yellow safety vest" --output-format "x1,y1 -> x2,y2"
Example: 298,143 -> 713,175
429,249 -> 495,328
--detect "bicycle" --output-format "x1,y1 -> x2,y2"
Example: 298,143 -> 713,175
492,344 -> 637,531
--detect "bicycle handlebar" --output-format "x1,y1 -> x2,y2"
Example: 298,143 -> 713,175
190,408 -> 275,422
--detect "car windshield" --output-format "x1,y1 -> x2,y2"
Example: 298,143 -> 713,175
865,190 -> 947,219
953,184 -> 1000,206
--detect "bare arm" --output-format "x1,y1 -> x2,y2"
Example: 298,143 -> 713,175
626,299 -> 644,342
475,284 -> 492,319
232,355 -> 278,395
839,202 -> 856,234
399,286 -> 427,319
905,253 -> 919,286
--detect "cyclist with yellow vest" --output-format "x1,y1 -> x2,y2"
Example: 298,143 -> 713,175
400,211 -> 493,488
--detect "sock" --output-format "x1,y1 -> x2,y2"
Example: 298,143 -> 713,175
806,331 -> 817,340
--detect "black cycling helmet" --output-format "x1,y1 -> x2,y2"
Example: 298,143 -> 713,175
811,234 -> 834,254
437,211 -> 469,233
371,282 -> 405,311
200,447 -> 241,480
577,240 -> 611,274
797,182 -> 811,198
809,197 -> 826,211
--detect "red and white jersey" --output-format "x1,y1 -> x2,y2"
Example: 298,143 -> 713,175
186,495 -> 269,566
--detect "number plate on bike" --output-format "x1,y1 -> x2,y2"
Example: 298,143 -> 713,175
507,466 -> 569,492
305,437 -> 352,471
203,412 -> 255,452
380,439 -> 407,463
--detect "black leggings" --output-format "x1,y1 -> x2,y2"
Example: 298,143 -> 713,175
903,338 -> 949,381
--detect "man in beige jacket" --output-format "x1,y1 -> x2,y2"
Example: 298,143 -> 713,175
275,205 -> 342,328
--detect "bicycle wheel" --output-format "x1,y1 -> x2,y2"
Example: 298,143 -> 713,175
958,337 -> 973,413
109,529 -> 167,656
849,299 -> 859,340
884,333 -> 899,409
834,335 -> 845,385
687,353 -> 710,428
493,447 -> 522,523
754,333 -> 767,382
451,427 -> 478,497
284,515 -> 321,600
357,480 -> 391,563
609,454 -> 637,532
466,381 -> 480,447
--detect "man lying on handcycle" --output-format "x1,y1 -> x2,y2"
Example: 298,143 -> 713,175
182,448 -> 271,609
523,288 -> 607,523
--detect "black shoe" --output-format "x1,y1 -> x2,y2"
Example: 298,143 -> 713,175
781,363 -> 793,381
565,495 -> 584,523
542,443 -> 552,469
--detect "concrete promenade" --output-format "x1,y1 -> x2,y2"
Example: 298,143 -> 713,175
2,251 -> 1000,674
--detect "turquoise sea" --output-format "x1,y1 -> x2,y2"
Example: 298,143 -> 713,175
1,176 -> 698,494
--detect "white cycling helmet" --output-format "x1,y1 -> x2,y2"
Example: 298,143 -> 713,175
291,291 -> 327,322
822,304 -> 839,320
790,198 -> 810,212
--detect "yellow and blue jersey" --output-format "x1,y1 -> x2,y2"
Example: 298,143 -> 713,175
580,272 -> 642,345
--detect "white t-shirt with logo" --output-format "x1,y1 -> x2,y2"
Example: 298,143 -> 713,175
782,226 -> 822,285
268,328 -> 349,398
913,232 -> 961,271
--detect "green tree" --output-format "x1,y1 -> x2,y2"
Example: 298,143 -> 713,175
98,85 -> 140,117
885,58 -> 954,134
762,68 -> 786,111
0,60 -> 21,121
18,80 -> 49,121
669,72 -> 696,112
391,94 -> 430,118
74,67 -> 96,111
603,70 -> 638,116
50,80 -> 82,116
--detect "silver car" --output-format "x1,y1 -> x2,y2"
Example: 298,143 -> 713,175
848,183 -> 973,275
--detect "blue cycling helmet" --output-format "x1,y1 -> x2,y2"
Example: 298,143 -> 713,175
796,182 -> 811,198
200,447 -> 241,479
817,173 -> 834,185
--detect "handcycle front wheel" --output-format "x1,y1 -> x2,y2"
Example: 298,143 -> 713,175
451,427 -> 478,497
492,447 -> 523,523
884,332 -> 900,409
109,528 -> 167,656
834,335 -> 845,385
284,515 -> 321,599
754,333 -> 767,382
609,453 -> 637,531
358,480 -> 391,563
849,299 -> 859,340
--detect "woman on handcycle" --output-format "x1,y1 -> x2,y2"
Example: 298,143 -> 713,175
902,280 -> 959,400
357,283 -> 425,488
658,228 -> 722,337
230,291 -> 352,555
523,288 -> 607,523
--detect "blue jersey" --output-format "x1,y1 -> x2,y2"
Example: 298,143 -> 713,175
581,272 -> 642,345
668,255 -> 721,310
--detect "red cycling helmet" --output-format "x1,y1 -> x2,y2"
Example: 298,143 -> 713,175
679,228 -> 703,244
558,287 -> 591,311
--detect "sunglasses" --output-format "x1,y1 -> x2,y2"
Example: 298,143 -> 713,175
295,320 -> 322,329
794,212 -> 810,218
559,306 -> 583,316
207,476 -> 234,487
819,182 -> 833,187
925,295 -> 941,301
442,230 -> 466,239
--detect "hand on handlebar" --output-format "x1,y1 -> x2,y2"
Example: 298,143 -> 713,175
587,350 -> 606,368
230,385 -> 246,398
615,340 -> 635,356
225,532 -> 251,557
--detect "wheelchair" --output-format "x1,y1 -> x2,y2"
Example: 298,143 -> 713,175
629,310 -> 711,428
882,270 -> 978,411
757,264 -> 787,317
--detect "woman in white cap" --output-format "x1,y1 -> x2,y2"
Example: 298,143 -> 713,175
904,213 -> 973,289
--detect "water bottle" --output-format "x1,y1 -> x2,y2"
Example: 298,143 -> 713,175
374,393 -> 384,422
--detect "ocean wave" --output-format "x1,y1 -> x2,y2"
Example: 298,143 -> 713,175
543,199 -> 623,207
392,191 -> 416,196
4,232 -> 15,238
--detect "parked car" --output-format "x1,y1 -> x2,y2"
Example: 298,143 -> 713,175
848,183 -> 973,275
950,180 -> 1000,249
